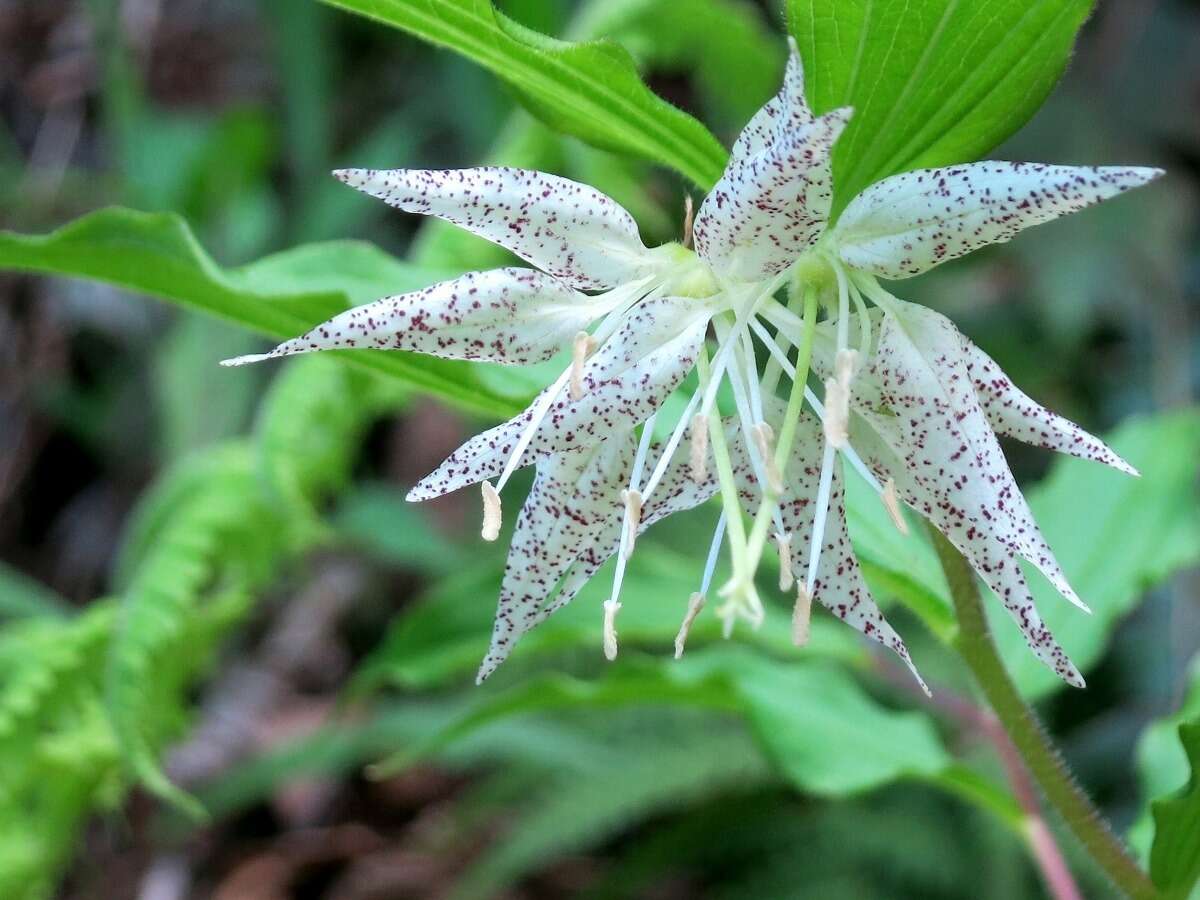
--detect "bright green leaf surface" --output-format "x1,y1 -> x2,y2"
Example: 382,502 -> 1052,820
788,0 -> 1094,217
1131,662 -> 1200,862
0,207 -> 524,417
1151,719 -> 1200,899
322,0 -> 728,188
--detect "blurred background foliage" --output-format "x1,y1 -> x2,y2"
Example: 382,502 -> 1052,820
0,0 -> 1198,898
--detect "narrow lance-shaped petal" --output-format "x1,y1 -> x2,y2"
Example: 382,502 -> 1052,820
727,37 -> 815,165
479,433 -> 719,682
960,336 -> 1138,476
818,309 -> 1084,686
408,296 -> 714,501
729,408 -> 929,693
221,267 -> 615,367
335,167 -> 658,291
692,107 -> 852,282
834,162 -> 1163,279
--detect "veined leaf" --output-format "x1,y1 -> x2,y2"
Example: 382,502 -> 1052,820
321,0 -> 728,188
1151,720 -> 1200,900
0,207 -> 525,417
789,0 -> 1094,217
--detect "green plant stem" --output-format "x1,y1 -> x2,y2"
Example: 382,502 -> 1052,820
927,524 -> 1156,900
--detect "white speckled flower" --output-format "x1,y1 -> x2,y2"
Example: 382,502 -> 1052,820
224,40 -> 1160,691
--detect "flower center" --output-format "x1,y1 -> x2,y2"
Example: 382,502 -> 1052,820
651,242 -> 720,299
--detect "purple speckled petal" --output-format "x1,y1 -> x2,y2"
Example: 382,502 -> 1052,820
834,162 -> 1163,279
960,336 -> 1138,476
729,408 -> 928,691
334,167 -> 655,291
693,107 -> 851,281
827,307 -> 1085,687
407,297 -> 713,501
222,267 -> 612,368
478,431 -> 719,681
477,437 -> 633,682
728,37 -> 815,167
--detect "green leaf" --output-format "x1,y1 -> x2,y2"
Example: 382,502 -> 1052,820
321,0 -> 728,188
788,0 -> 1094,217
0,563 -> 71,621
850,411 -> 1200,698
1151,720 -> 1200,900
0,207 -> 525,417
579,0 -> 785,132
378,646 -> 948,797
1131,662 -> 1200,862
355,541 -> 863,692
991,410 -> 1200,698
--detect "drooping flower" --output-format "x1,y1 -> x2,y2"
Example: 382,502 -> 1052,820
223,39 -> 1160,691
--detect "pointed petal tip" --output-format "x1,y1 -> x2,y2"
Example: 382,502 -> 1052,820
331,167 -> 370,187
219,352 -> 271,367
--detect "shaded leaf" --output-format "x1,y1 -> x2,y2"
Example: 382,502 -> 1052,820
322,0 -> 728,187
0,207 -> 524,417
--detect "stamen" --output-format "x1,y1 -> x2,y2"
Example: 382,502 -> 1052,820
569,330 -> 598,400
822,348 -> 858,449
775,531 -> 794,592
673,592 -> 706,659
805,441 -> 837,593
792,582 -> 813,647
752,423 -> 784,494
822,376 -> 849,447
882,477 -> 909,535
480,480 -> 502,541
603,600 -> 621,661
689,414 -> 709,482
682,194 -> 695,249
620,488 -> 643,556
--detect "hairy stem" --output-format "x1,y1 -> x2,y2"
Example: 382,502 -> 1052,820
927,524 -> 1156,900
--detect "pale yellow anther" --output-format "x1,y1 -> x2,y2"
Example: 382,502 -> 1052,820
603,600 -> 621,661
775,531 -> 794,592
792,582 -> 813,647
674,592 -> 706,659
480,481 -> 502,542
752,422 -> 784,493
620,488 -> 643,557
882,477 -> 909,535
689,414 -> 709,482
569,330 -> 598,400
823,348 -> 859,449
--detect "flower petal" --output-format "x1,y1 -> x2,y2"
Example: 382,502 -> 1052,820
407,297 -> 713,500
692,107 -> 851,281
834,162 -> 1163,279
477,437 -> 632,682
960,337 -> 1138,476
479,430 -> 719,681
728,37 -> 815,167
730,410 -> 928,692
334,167 -> 655,290
221,267 -> 612,368
824,308 -> 1084,686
